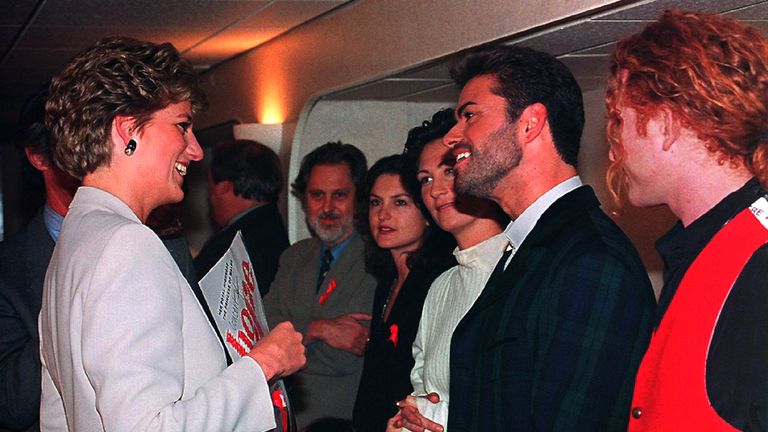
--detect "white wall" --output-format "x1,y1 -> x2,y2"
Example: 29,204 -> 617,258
289,100 -> 451,241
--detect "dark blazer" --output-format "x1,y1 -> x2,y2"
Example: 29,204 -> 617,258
448,186 -> 655,431
194,202 -> 289,296
0,211 -> 51,432
353,260 -> 454,432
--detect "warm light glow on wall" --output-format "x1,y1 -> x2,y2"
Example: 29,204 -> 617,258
259,105 -> 284,125
255,73 -> 288,124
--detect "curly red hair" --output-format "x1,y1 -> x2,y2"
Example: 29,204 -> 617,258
606,9 -> 768,204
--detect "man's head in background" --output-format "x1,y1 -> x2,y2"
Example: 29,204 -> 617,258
207,139 -> 283,228
291,142 -> 367,247
16,87 -> 80,217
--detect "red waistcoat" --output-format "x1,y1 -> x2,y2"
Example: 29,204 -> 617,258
628,198 -> 768,431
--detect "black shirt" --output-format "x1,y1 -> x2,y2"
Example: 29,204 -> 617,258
352,259 -> 453,432
655,178 -> 768,431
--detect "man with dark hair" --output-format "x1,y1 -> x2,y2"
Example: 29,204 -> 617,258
407,46 -> 655,431
194,139 -> 289,295
263,142 -> 376,429
607,10 -> 768,431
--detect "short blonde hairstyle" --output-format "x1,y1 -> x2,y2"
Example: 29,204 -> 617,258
45,37 -> 206,178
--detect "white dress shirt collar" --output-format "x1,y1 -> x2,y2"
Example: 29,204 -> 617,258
504,176 -> 583,249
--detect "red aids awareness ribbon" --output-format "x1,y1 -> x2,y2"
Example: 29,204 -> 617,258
271,389 -> 289,432
318,279 -> 337,305
388,324 -> 399,347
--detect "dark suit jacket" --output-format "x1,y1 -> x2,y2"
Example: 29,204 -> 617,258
448,186 -> 655,431
194,202 -> 289,296
0,211 -> 50,432
0,210 -> 205,432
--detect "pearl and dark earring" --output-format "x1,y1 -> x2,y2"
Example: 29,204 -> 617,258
124,139 -> 137,156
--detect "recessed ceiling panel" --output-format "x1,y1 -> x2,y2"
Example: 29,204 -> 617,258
0,0 -> 39,25
0,26 -> 21,54
32,0 -> 271,29
595,0 -> 759,20
15,27 -> 204,52
511,20 -> 647,56
326,79 -> 451,101
1,47 -> 83,70
726,2 -> 768,20
236,0 -> 344,29
391,83 -> 459,103
559,55 -> 611,80
394,62 -> 453,81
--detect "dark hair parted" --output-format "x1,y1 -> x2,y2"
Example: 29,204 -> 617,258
607,9 -> 768,199
450,45 -> 584,167
402,108 -> 457,173
291,141 -> 368,202
357,154 -> 455,282
45,37 -> 207,178
211,139 -> 283,203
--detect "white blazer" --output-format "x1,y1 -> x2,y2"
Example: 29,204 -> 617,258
39,187 -> 275,431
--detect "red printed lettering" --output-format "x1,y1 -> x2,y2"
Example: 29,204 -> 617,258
226,329 -> 254,357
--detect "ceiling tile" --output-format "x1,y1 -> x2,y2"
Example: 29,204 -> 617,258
725,2 -> 768,20
326,78 -> 453,101
1,47 -> 83,69
236,0 -> 342,29
0,0 -> 40,25
16,26 -> 206,53
394,62 -> 452,81
0,26 -> 21,56
559,55 -> 611,80
31,0 -> 271,29
184,27 -> 285,66
511,20 -> 648,56
184,0 -> 348,66
391,83 -> 459,103
594,0 -> 760,20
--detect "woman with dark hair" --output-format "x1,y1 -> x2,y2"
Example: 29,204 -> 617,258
352,154 -> 455,432
389,109 -> 507,432
38,37 -> 305,431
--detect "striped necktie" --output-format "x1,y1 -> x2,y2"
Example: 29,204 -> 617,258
316,249 -> 334,292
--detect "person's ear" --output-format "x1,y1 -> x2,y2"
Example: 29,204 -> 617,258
24,147 -> 51,171
213,179 -> 235,197
112,115 -> 136,148
520,103 -> 547,143
660,108 -> 681,152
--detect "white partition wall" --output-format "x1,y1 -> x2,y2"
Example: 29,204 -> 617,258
288,100 -> 451,242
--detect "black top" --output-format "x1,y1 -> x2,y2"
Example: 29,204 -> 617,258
655,178 -> 768,430
194,202 -> 289,296
352,259 -> 454,432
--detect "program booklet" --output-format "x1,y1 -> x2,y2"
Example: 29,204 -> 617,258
198,231 -> 295,432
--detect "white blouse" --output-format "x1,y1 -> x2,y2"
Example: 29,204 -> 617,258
408,232 -> 509,430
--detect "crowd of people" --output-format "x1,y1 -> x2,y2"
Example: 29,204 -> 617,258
1,7 -> 766,432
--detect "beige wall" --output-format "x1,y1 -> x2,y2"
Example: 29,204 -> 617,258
198,0 -> 619,127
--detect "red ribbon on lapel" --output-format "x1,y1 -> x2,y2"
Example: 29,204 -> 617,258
318,279 -> 337,305
388,324 -> 399,347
